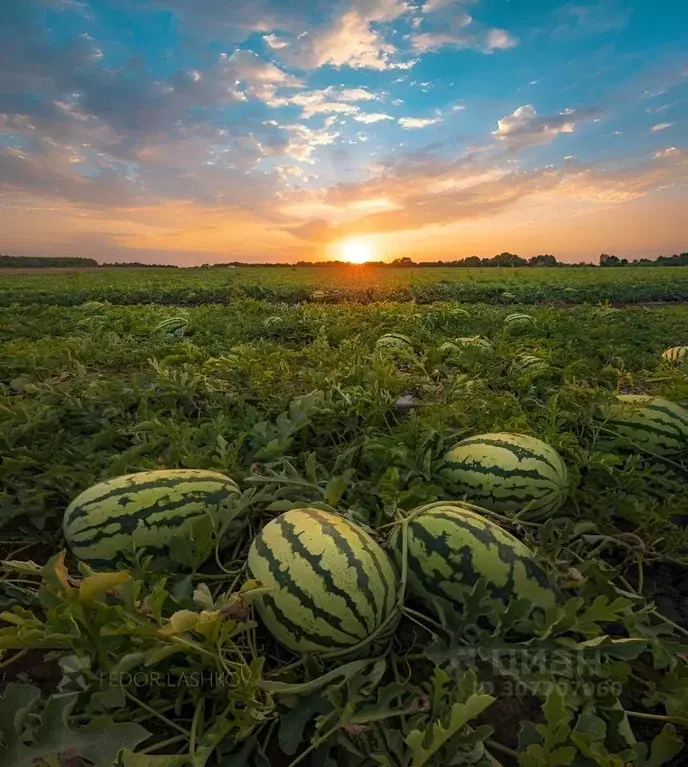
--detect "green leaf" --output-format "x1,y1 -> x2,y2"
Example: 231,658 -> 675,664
121,752 -> 190,767
633,725 -> 684,767
405,693 -> 495,767
278,693 -> 326,756
0,688 -> 150,767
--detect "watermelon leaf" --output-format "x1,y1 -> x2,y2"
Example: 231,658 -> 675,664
0,684 -> 149,766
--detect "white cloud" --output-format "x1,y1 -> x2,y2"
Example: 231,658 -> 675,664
278,86 -> 382,119
399,116 -> 442,129
274,1 -> 414,71
653,147 -> 680,158
422,0 -> 454,12
263,34 -> 289,50
354,112 -> 394,123
651,122 -> 674,132
217,50 -> 302,104
493,104 -> 598,148
485,28 -> 518,51
284,123 -> 340,163
412,25 -> 517,53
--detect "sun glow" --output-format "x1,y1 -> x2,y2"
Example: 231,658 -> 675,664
338,237 -> 373,264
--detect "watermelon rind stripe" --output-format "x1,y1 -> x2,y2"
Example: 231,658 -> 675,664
272,515 -> 370,635
259,594 -> 352,651
345,521 -> 394,618
67,475 -> 235,521
68,492 -> 225,542
251,532 -> 364,642
306,509 -> 379,628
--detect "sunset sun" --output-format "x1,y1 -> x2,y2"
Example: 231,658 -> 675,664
339,238 -> 373,264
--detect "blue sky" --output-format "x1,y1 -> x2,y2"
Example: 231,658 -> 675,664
0,0 -> 686,263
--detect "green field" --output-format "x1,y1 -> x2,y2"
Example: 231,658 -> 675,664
1,267 -> 687,766
3,264 -> 688,305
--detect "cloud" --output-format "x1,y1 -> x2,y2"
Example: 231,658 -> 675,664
284,123 -> 341,162
651,122 -> 674,132
263,34 -> 290,49
410,1 -> 517,54
399,116 -> 442,129
492,104 -> 600,148
278,146 -> 688,246
273,85 -> 383,119
485,29 -> 518,51
549,1 -> 631,37
262,0 -> 418,71
653,147 -> 680,158
355,112 -> 394,123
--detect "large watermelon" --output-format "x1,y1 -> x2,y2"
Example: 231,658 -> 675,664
247,508 -> 399,655
661,346 -> 688,364
376,333 -> 414,353
438,433 -> 568,518
390,504 -> 556,610
64,469 -> 242,571
598,395 -> 688,456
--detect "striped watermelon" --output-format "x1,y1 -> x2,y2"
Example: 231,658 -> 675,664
504,313 -> 535,328
511,354 -> 549,378
661,346 -> 688,364
390,504 -> 556,611
438,433 -> 568,518
64,470 -> 242,571
247,508 -> 399,655
376,333 -> 414,353
597,395 -> 688,456
440,336 -> 493,354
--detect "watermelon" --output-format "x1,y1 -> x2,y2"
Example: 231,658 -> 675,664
661,346 -> 688,364
597,395 -> 688,456
390,503 -> 556,611
247,508 -> 399,655
504,313 -> 534,328
438,433 -> 568,518
376,333 -> 414,353
440,336 -> 493,354
63,469 -> 242,571
511,354 -> 549,378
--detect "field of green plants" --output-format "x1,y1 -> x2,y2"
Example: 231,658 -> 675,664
0,266 -> 687,767
3,265 -> 688,306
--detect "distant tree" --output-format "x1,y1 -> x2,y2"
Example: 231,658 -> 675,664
390,257 -> 416,267
491,252 -> 527,267
529,254 -> 558,267
600,253 -> 621,267
461,256 -> 483,267
0,254 -> 99,268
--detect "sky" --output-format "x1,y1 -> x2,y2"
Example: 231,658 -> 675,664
0,0 -> 686,264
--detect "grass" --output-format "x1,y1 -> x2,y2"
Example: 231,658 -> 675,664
0,268 -> 686,766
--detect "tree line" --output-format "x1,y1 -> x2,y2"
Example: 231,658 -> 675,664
1,251 -> 686,269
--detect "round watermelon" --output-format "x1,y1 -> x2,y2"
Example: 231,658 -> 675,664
247,508 -> 399,655
376,333 -> 414,353
390,504 -> 556,611
64,469 -> 242,571
597,395 -> 688,456
438,433 -> 568,518
661,346 -> 688,365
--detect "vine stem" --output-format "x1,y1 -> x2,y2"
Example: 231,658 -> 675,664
485,738 -> 519,759
189,697 -> 204,759
123,689 -> 192,737
625,710 -> 688,727
650,610 -> 688,638
287,719 -> 343,767
0,649 -> 28,669
402,606 -> 446,635
139,734 -> 188,754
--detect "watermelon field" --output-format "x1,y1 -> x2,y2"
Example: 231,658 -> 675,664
1,265 -> 687,767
